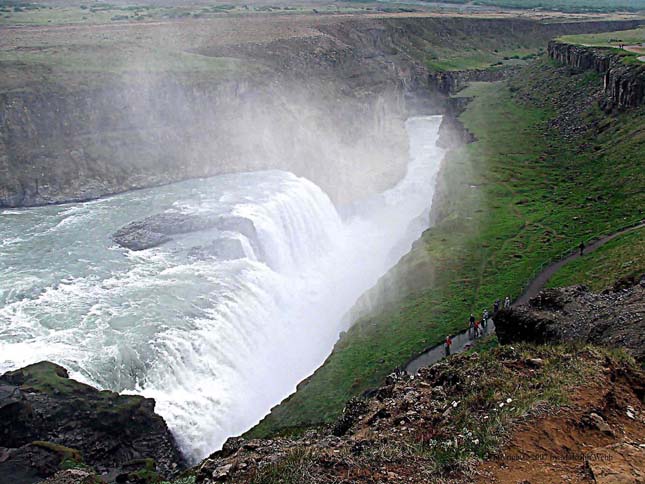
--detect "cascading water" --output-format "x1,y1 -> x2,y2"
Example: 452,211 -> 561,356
0,115 -> 445,461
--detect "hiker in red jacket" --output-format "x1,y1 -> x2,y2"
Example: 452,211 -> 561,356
445,335 -> 453,356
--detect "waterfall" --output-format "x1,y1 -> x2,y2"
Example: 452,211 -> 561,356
0,115 -> 445,462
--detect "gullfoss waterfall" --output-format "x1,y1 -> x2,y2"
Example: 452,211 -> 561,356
0,116 -> 445,461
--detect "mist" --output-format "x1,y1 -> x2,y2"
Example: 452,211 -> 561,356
0,12 -> 453,462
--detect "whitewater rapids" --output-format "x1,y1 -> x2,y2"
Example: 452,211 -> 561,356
0,116 -> 445,461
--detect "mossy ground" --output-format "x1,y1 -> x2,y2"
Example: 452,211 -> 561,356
31,441 -> 83,464
547,226 -> 645,290
6,361 -> 147,416
249,57 -> 645,438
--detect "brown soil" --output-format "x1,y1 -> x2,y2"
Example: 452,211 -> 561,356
194,346 -> 645,484
476,369 -> 645,484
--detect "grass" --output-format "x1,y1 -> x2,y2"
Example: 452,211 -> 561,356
558,26 -> 645,47
0,2 -> 376,26
558,26 -> 645,64
547,226 -> 645,290
249,448 -> 316,484
248,57 -> 645,438
161,478 -> 195,484
409,343 -> 628,472
436,0 -> 645,13
426,49 -> 540,71
0,46 -> 250,76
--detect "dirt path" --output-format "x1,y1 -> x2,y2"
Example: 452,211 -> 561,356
406,321 -> 495,374
406,220 -> 644,374
623,44 -> 645,62
515,220 -> 645,305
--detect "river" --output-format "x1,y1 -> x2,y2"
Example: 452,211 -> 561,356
0,115 -> 445,461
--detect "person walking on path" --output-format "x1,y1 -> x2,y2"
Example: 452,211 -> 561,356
474,319 -> 481,339
469,313 -> 475,339
493,299 -> 500,314
445,335 -> 452,356
504,296 -> 511,310
579,241 -> 585,256
482,309 -> 489,329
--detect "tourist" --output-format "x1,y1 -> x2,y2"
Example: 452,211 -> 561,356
482,309 -> 489,328
445,335 -> 452,356
474,319 -> 481,338
579,241 -> 585,256
493,299 -> 500,314
469,313 -> 475,338
504,296 -> 511,309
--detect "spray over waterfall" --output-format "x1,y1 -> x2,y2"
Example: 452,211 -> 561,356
0,116 -> 445,461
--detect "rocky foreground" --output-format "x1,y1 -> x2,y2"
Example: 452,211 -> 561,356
193,344 -> 644,483
190,277 -> 645,483
495,275 -> 645,363
0,362 -> 185,484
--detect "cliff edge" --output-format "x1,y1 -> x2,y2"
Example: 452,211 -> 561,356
0,362 -> 185,484
548,40 -> 645,110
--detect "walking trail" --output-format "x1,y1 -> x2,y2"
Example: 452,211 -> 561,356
623,44 -> 645,63
405,220 -> 645,374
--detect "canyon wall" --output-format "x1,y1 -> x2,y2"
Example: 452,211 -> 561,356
0,16 -> 641,208
0,53 -> 413,207
548,40 -> 645,109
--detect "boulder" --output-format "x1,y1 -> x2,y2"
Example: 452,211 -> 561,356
494,276 -> 645,363
113,212 -> 263,260
42,468 -> 101,484
0,362 -> 184,483
113,212 -> 220,250
587,443 -> 645,484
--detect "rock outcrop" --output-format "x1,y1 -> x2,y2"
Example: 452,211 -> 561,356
548,40 -> 645,110
0,362 -> 184,483
495,275 -> 645,363
112,211 -> 263,261
428,66 -> 520,95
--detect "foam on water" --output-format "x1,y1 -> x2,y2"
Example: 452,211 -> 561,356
0,116 -> 445,461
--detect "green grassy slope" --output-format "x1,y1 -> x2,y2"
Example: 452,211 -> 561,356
547,226 -> 645,290
557,26 -> 645,65
559,25 -> 645,46
248,58 -> 645,437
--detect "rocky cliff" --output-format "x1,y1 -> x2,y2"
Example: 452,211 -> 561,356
495,275 -> 645,363
428,66 -> 520,95
548,40 -> 645,109
0,362 -> 184,483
